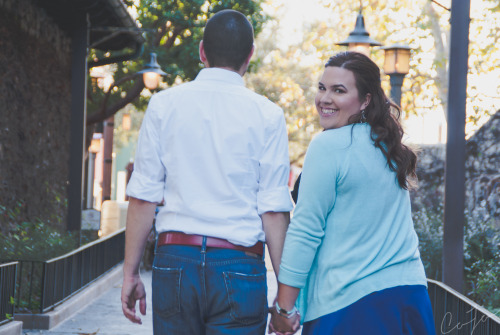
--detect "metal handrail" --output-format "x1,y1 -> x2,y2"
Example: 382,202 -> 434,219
427,278 -> 500,334
40,228 -> 125,312
2,228 -> 125,314
0,262 -> 17,326
46,228 -> 125,263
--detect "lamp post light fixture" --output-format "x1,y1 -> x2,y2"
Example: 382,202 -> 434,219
382,44 -> 411,107
138,52 -> 166,90
336,7 -> 382,56
122,112 -> 131,131
89,135 -> 102,155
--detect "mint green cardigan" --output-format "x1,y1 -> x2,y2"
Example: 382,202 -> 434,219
278,124 -> 427,323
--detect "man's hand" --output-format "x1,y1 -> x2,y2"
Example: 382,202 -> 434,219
121,274 -> 147,324
268,306 -> 301,335
121,197 -> 156,324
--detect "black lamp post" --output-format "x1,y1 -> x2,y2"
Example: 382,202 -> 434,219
336,7 -> 382,56
382,44 -> 411,107
137,52 -> 167,90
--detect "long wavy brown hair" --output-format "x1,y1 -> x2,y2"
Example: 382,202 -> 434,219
325,51 -> 417,190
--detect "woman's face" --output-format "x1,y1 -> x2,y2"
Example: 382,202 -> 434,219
315,66 -> 370,130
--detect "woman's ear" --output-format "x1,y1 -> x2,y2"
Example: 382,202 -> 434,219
361,93 -> 372,110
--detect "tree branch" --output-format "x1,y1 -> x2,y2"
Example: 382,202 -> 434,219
163,26 -> 184,50
86,77 -> 145,125
425,1 -> 449,120
153,26 -> 167,47
85,26 -> 184,127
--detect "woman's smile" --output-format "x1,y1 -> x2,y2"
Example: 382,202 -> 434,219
315,66 -> 370,130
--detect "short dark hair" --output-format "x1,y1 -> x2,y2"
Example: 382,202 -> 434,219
203,9 -> 254,70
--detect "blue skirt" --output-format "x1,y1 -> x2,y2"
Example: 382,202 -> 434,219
302,285 -> 436,335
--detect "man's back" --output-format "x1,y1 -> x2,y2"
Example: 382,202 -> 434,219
128,67 -> 290,246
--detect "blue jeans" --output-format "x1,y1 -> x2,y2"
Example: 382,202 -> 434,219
152,242 -> 268,334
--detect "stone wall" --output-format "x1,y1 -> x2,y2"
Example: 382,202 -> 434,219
411,111 -> 500,228
465,111 -> 500,225
0,0 -> 72,232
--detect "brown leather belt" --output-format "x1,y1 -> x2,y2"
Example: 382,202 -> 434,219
157,231 -> 264,257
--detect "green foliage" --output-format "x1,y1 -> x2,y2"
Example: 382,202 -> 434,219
0,217 -> 79,262
467,258 -> 500,314
1,297 -> 14,321
0,185 -> 67,234
87,0 -> 268,123
0,205 -> 98,313
413,206 -> 500,313
0,205 -> 79,312
464,215 -> 500,311
413,206 -> 444,280
0,203 -> 22,224
136,0 -> 266,82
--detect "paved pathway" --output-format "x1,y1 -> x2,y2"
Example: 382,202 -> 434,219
23,270 -> 302,335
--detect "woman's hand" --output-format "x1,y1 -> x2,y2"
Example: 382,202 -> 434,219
268,306 -> 301,335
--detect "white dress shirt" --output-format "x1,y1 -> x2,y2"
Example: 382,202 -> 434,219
126,68 -> 294,247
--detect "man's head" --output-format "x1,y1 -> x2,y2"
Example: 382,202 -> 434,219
201,9 -> 254,73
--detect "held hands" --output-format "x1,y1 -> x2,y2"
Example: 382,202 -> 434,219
268,304 -> 301,335
121,274 -> 147,324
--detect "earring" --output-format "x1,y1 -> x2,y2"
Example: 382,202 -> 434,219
360,110 -> 367,123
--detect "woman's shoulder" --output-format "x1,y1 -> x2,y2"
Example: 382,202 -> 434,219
311,124 -> 370,149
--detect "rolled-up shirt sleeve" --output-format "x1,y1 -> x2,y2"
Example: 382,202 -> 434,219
257,110 -> 294,214
126,96 -> 165,203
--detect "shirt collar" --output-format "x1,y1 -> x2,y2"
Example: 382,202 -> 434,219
195,68 -> 245,86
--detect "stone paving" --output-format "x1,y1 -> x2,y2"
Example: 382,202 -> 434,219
23,271 -> 154,335
22,269 -> 302,335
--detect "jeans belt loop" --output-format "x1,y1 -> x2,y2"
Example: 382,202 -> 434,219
201,236 -> 207,254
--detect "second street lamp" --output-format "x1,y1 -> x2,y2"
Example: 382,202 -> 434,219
138,52 -> 167,90
382,44 -> 411,107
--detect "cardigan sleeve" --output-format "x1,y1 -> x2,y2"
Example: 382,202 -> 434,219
278,135 -> 339,288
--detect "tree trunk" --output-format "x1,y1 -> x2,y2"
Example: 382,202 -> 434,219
426,2 -> 449,120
